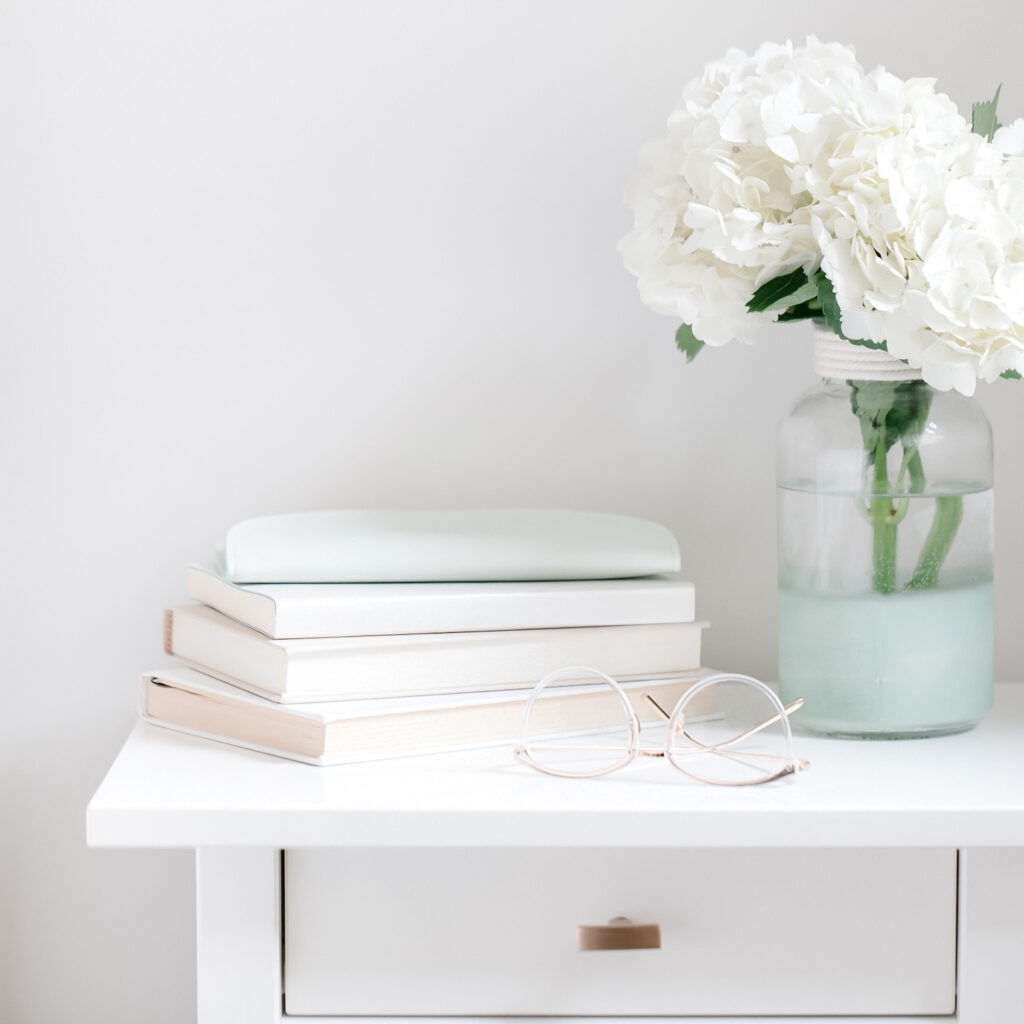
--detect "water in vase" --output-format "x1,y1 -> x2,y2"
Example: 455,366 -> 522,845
777,486 -> 994,738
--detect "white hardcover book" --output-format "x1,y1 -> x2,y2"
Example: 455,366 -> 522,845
187,565 -> 697,639
164,604 -> 707,704
140,665 -> 714,766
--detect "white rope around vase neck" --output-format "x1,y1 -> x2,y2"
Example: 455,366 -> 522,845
813,328 -> 922,382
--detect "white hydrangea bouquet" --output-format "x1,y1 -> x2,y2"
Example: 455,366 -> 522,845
619,37 -> 1024,393
620,38 -> 1020,597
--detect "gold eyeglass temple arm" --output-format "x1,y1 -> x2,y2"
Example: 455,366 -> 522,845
643,692 -> 804,746
713,698 -> 805,748
643,694 -> 673,719
643,692 -> 802,757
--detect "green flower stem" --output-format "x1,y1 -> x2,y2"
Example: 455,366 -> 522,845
852,377 -> 959,595
871,433 -> 898,594
907,495 -> 964,590
871,501 -> 899,593
904,449 -> 926,494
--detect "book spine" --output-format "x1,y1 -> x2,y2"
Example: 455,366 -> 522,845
187,566 -> 697,639
140,668 -> 714,767
166,605 -> 706,703
272,586 -> 697,639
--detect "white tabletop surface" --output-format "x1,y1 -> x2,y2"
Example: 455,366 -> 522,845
87,683 -> 1024,850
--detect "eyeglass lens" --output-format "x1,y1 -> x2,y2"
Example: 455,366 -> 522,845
518,668 -> 635,776
668,676 -> 792,784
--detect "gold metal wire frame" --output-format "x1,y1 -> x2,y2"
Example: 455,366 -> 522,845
514,670 -> 810,785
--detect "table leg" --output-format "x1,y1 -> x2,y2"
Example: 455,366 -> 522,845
196,847 -> 282,1024
956,847 -> 1024,1021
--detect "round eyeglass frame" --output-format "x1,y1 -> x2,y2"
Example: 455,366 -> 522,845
514,667 -> 808,785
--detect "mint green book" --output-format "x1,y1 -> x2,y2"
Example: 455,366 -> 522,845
219,509 -> 680,583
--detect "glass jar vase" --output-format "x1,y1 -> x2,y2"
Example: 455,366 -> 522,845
776,329 -> 994,738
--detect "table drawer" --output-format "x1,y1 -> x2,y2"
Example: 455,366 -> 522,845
284,847 -> 956,1017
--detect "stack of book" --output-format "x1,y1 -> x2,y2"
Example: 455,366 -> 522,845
141,510 -> 710,765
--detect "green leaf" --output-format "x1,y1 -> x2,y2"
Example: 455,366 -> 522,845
812,270 -> 885,349
812,268 -> 846,336
888,381 -> 934,449
765,280 -> 819,312
848,379 -> 933,466
849,379 -> 901,456
746,268 -> 810,313
674,323 -> 705,363
776,298 -> 823,322
1001,368 -> 1022,380
972,85 -> 1002,141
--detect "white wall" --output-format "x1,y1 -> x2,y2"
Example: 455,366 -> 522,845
4,2 -> 1024,1020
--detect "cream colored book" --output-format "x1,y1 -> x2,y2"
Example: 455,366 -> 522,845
140,665 -> 715,766
164,604 -> 707,703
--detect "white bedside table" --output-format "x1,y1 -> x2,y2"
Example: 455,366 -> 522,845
87,683 -> 1024,1023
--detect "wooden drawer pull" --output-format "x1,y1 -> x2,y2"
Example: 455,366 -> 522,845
577,916 -> 661,951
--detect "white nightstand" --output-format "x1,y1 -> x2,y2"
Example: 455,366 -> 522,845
87,684 -> 1024,1023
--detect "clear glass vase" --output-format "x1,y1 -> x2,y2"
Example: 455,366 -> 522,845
776,331 -> 994,738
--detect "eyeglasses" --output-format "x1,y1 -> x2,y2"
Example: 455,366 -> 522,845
514,667 -> 809,785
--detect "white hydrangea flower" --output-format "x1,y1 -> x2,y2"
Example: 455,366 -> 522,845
994,119 -> 1024,155
816,94 -> 1024,394
808,78 -> 980,344
621,37 -> 1024,393
620,38 -> 865,346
